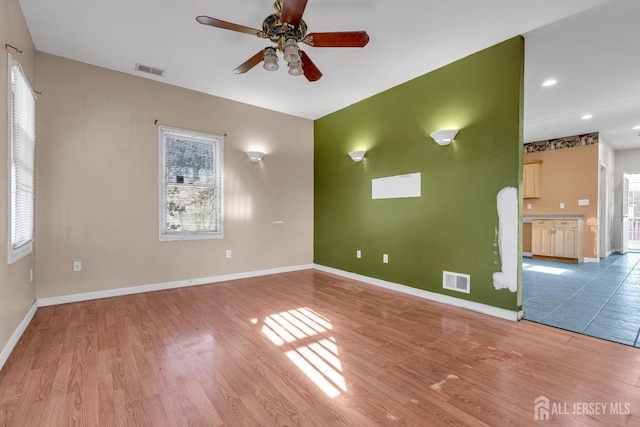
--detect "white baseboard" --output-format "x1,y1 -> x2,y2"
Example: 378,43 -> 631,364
522,252 -> 532,258
38,264 -> 314,307
584,257 -> 600,263
0,300 -> 38,372
313,264 -> 520,322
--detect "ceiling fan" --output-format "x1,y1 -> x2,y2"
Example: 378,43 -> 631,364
196,0 -> 370,82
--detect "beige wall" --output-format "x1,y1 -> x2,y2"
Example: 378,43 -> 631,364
35,53 -> 314,299
0,0 -> 37,357
524,144 -> 599,259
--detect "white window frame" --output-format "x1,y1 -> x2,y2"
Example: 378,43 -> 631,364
7,54 -> 36,264
158,125 -> 224,241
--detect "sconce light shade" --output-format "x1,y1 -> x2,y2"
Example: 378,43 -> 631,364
246,151 -> 265,162
348,150 -> 366,162
430,129 -> 459,146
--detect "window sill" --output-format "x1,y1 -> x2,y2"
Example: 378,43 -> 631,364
8,241 -> 33,264
159,232 -> 224,242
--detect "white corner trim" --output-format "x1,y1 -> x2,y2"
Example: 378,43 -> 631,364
0,300 -> 38,372
584,257 -> 600,263
313,264 -> 519,322
492,187 -> 518,292
38,264 -> 315,307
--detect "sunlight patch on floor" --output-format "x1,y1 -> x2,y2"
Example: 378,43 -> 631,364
260,307 -> 332,346
259,308 -> 347,398
524,265 -> 569,275
285,337 -> 347,399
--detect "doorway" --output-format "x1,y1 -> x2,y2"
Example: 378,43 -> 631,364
625,173 -> 640,252
522,253 -> 640,346
522,171 -> 640,347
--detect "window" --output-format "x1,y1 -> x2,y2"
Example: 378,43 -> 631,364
7,54 -> 36,264
159,126 -> 223,241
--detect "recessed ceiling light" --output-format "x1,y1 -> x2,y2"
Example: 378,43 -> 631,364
633,125 -> 640,130
581,114 -> 593,120
542,79 -> 557,87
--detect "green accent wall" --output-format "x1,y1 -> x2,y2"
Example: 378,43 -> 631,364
314,37 -> 524,311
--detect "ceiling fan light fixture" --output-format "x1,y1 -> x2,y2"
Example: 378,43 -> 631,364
288,61 -> 303,76
283,38 -> 301,63
262,47 -> 279,71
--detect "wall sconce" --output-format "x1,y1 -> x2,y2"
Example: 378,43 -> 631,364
430,129 -> 459,146
348,150 -> 366,162
246,151 -> 265,162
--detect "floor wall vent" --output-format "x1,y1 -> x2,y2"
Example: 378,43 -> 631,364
443,271 -> 470,294
135,63 -> 166,77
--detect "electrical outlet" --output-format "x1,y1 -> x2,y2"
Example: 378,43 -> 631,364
226,249 -> 232,258
527,203 -> 532,210
73,261 -> 82,272
578,199 -> 590,206
560,202 -> 565,209
383,254 -> 389,264
356,250 -> 361,259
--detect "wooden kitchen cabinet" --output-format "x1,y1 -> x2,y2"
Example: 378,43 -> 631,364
552,220 -> 580,259
523,160 -> 542,199
531,220 -> 553,256
531,219 -> 583,262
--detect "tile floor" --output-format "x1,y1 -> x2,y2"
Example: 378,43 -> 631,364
522,252 -> 640,347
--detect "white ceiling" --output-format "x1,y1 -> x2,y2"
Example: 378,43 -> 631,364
524,0 -> 640,150
18,0 -> 640,150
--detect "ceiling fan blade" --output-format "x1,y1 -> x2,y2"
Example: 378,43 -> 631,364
196,16 -> 263,37
233,51 -> 264,74
280,0 -> 308,27
300,51 -> 322,82
303,31 -> 370,48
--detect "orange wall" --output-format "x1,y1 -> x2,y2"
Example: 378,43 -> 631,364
523,144 -> 599,259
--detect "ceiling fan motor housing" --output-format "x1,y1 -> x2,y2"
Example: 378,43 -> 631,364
262,13 -> 307,44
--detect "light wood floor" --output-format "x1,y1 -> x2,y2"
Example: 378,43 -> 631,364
1,270 -> 639,426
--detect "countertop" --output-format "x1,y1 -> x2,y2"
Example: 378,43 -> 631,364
523,214 -> 584,223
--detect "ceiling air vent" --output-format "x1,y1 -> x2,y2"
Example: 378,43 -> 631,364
135,63 -> 166,77
443,271 -> 470,294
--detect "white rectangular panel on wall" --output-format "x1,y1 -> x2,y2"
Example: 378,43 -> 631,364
372,173 -> 421,200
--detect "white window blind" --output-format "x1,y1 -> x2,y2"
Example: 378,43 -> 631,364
7,54 -> 36,264
159,126 -> 223,241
